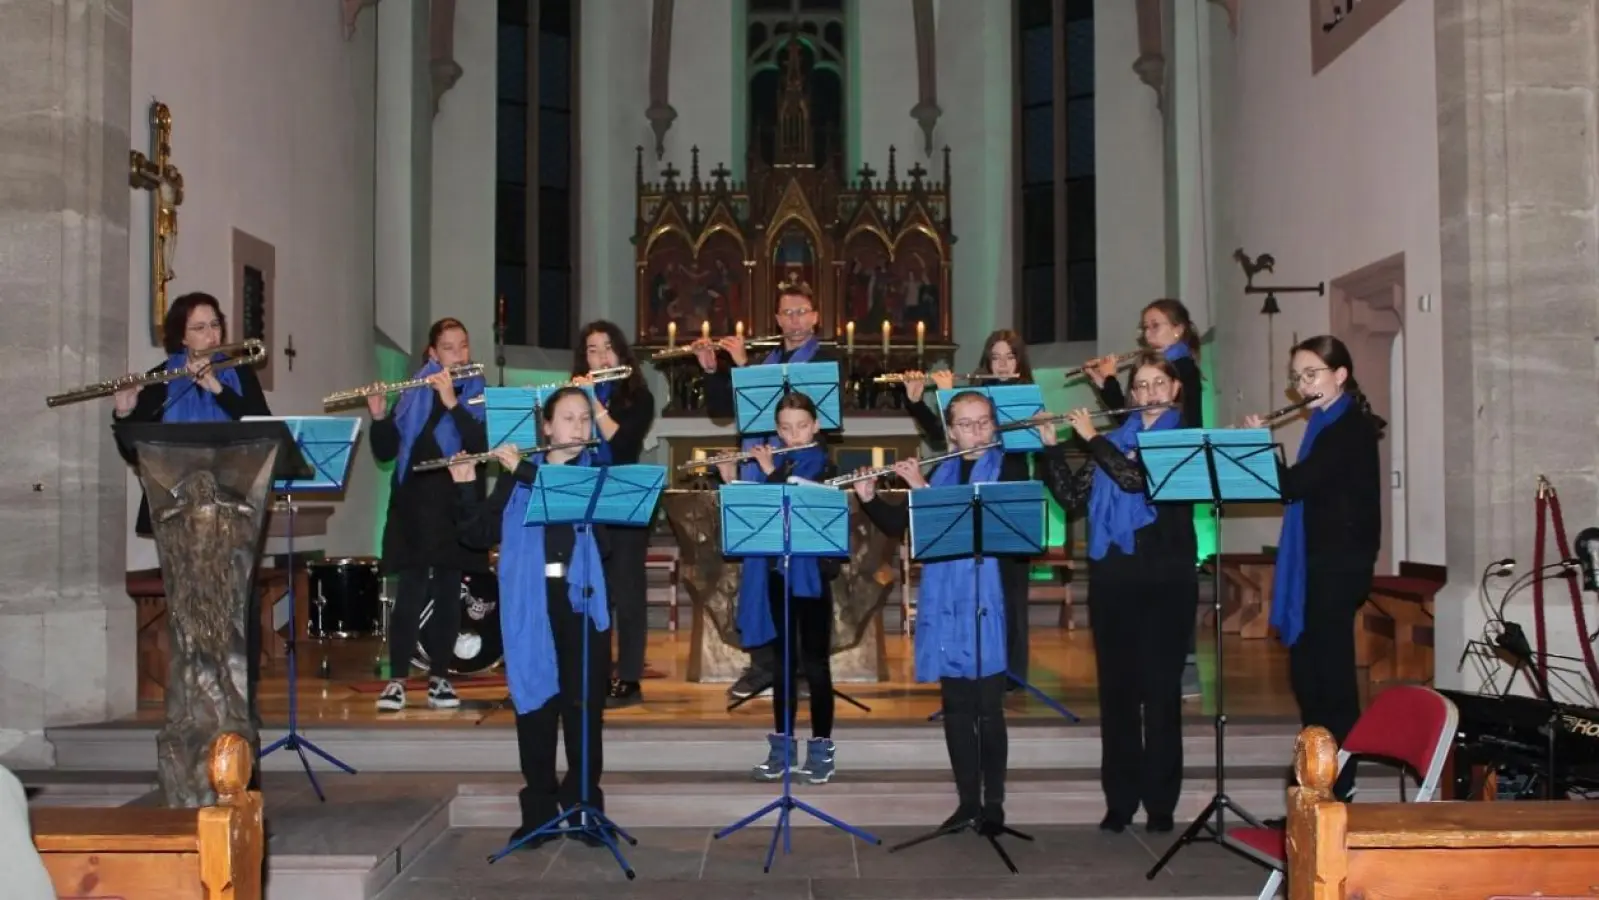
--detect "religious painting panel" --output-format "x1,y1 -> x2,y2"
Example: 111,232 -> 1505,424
695,229 -> 752,337
639,229 -> 696,343
838,228 -> 892,331
770,220 -> 819,303
887,227 -> 947,339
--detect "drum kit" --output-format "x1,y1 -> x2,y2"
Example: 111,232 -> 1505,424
305,553 -> 504,678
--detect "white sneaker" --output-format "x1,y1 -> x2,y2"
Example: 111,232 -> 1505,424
428,676 -> 461,709
376,680 -> 406,712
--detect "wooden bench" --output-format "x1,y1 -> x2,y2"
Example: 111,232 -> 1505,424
30,732 -> 264,900
1030,545 -> 1079,629
1286,725 -> 1599,900
1356,562 -> 1443,688
645,546 -> 681,633
1217,552 -> 1276,638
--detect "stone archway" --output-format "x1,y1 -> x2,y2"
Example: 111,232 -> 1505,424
1328,253 -> 1406,574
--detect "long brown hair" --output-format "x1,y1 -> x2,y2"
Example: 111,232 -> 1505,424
975,329 -> 1034,382
1291,335 -> 1387,438
1142,298 -> 1201,359
573,320 -> 647,407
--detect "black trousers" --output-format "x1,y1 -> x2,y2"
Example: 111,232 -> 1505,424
940,672 -> 1009,815
767,574 -> 835,739
605,525 -> 651,683
1001,557 -> 1031,681
388,567 -> 463,679
514,577 -> 612,827
1289,564 -> 1371,799
1088,565 -> 1198,820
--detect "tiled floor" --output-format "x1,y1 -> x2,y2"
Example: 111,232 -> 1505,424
376,824 -> 1270,899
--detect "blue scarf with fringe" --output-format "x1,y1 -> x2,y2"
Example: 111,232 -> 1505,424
733,442 -> 828,649
498,449 -> 610,714
160,352 -> 241,422
913,446 -> 1007,681
1087,408 -> 1182,560
392,359 -> 485,482
1269,393 -> 1351,647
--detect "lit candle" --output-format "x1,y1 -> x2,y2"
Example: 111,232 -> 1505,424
693,448 -> 707,461
881,320 -> 891,356
846,321 -> 855,354
736,321 -> 745,339
667,321 -> 677,347
871,447 -> 885,469
702,320 -> 711,341
916,321 -> 926,356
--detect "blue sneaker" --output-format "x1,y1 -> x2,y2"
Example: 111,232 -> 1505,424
751,733 -> 795,781
800,737 -> 836,784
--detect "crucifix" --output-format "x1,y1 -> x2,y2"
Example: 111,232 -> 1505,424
130,101 -> 185,347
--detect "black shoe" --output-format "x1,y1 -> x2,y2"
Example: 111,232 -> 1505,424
1261,816 -> 1287,829
981,803 -> 1006,828
506,824 -> 556,851
1099,811 -> 1130,833
940,805 -> 980,831
1145,814 -> 1174,833
606,680 -> 642,708
727,666 -> 774,700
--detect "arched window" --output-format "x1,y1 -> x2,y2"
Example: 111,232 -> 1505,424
1016,0 -> 1095,344
496,0 -> 577,349
746,0 -> 846,167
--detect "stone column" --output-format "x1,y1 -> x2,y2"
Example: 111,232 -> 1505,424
0,0 -> 136,764
1434,0 -> 1599,690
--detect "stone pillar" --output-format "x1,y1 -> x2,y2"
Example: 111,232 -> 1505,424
1434,0 -> 1599,690
0,0 -> 136,764
374,0 -> 432,353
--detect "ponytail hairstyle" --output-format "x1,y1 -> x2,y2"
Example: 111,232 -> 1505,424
1142,298 -> 1202,360
420,317 -> 470,367
1291,335 -> 1387,439
540,385 -> 592,422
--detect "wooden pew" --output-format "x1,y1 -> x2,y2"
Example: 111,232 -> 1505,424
1356,562 -> 1444,688
1286,726 -> 1599,900
1217,552 -> 1276,638
30,732 -> 264,900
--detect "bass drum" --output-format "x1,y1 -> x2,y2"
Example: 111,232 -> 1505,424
307,556 -> 382,639
413,570 -> 504,675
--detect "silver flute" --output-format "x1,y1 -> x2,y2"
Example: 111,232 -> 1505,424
677,441 -> 821,472
410,439 -> 600,473
824,440 -> 1004,487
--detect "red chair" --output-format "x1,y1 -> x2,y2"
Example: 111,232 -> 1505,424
1226,685 -> 1458,900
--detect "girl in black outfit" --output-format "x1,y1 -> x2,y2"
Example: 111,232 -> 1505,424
898,329 -> 1037,687
572,321 -> 657,708
368,317 -> 489,712
1038,353 -> 1196,834
112,292 -> 272,740
1249,335 -> 1383,801
449,388 -> 613,850
715,393 -> 843,784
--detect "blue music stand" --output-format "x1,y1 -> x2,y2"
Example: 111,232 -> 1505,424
892,480 -> 1046,873
935,384 -> 1046,451
731,362 -> 842,432
713,482 -> 882,871
483,384 -> 600,450
486,463 -> 668,877
243,416 -> 363,801
1136,427 -> 1282,879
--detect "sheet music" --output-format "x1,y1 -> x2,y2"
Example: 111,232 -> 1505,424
591,465 -> 667,525
717,483 -> 849,559
483,384 -> 599,449
975,481 -> 1047,555
523,464 -> 667,526
907,481 -> 1048,560
1136,427 -> 1282,502
935,384 -> 1046,451
730,362 -> 842,433
244,415 -> 362,492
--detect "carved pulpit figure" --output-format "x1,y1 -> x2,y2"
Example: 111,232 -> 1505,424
116,422 -> 299,807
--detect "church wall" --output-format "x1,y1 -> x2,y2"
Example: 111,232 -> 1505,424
664,0 -> 738,182
1210,0 -> 1445,564
856,0 -> 922,174
127,0 -> 380,567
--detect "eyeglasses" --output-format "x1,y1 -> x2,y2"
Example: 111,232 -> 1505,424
1289,367 -> 1328,385
777,307 -> 813,319
187,321 -> 221,332
952,418 -> 993,432
1131,377 -> 1170,392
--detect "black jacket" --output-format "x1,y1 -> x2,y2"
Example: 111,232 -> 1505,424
1038,438 -> 1197,581
371,395 -> 490,574
113,363 -> 272,536
452,459 -> 611,564
599,382 -> 657,465
704,344 -> 842,420
1097,355 -> 1204,428
1279,408 -> 1382,569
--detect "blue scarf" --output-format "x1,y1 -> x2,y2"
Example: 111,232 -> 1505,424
592,380 -> 615,465
1270,393 -> 1351,647
1163,341 -> 1193,363
392,359 -> 485,482
160,352 -> 242,423
498,449 -> 611,715
1087,408 -> 1182,560
733,442 -> 828,648
913,447 -> 1007,681
736,336 -> 821,462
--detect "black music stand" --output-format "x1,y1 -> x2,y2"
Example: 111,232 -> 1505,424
713,482 -> 882,872
247,416 -> 363,800
1134,427 -> 1282,878
486,463 -> 667,877
890,480 -> 1047,874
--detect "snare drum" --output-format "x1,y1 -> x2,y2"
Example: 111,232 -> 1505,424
307,556 -> 383,639
414,571 -> 504,674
